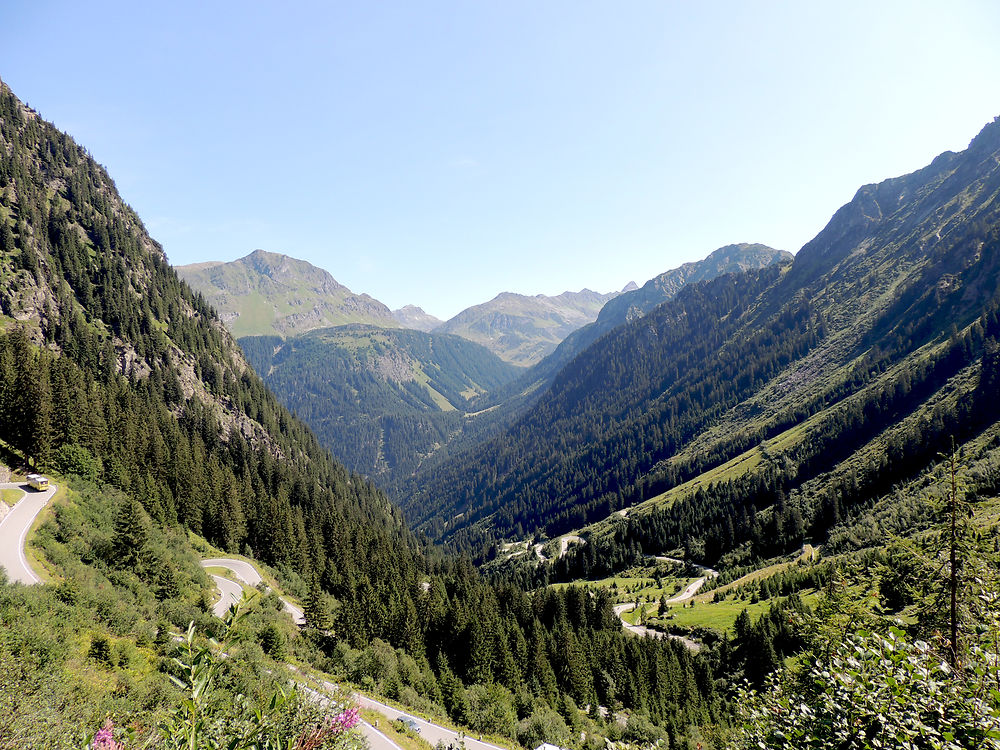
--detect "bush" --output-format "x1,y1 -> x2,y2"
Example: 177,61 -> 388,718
737,627 -> 1000,749
51,443 -> 100,480
464,682 -> 517,738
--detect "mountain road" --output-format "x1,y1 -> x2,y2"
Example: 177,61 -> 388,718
201,557 -> 305,625
0,481 -> 56,585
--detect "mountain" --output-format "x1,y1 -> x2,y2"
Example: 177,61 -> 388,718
0,78 -> 409,568
0,79 -> 722,746
392,304 -> 442,331
239,325 -> 519,480
407,116 -> 1000,564
176,250 -> 398,337
390,244 -> 794,503
433,287 -> 624,366
507,243 -> 791,397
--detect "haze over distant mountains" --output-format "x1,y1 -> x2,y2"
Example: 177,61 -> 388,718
180,250 -> 638,365
204,242 -> 790,489
405,116 -> 1000,560
391,304 -> 442,332
517,243 -> 791,391
433,286 -> 632,366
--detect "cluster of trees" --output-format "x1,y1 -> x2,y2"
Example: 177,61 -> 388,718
399,121 -> 1000,570
736,464 -> 1000,749
550,299 -> 1000,578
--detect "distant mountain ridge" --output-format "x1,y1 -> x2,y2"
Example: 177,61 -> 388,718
392,304 -> 442,332
240,325 -> 519,479
433,286 -> 629,366
403,116 -> 1000,562
177,249 -> 398,337
178,252 -> 623,363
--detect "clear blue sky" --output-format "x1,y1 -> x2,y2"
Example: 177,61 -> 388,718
3,1 -> 999,319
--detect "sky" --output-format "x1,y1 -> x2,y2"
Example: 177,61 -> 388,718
2,2 -> 999,320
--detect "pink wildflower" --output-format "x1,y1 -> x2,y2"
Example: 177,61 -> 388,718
293,707 -> 361,750
330,707 -> 361,732
92,718 -> 123,750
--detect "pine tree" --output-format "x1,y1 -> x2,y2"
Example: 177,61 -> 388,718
26,355 -> 54,468
111,496 -> 149,569
305,576 -> 332,632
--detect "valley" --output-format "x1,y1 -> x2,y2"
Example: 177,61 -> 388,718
1,65 -> 999,750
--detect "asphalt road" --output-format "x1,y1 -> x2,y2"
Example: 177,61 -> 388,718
612,562 -> 719,650
321,679 -> 507,750
0,481 -> 56,584
201,557 -> 305,625
298,681 -> 403,750
208,573 -> 244,618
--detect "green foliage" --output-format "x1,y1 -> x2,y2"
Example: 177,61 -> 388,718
111,496 -> 151,570
258,622 -> 287,661
463,683 -> 517,738
0,80 -> 725,746
736,627 -> 1000,749
51,442 -> 101,480
159,599 -> 362,750
87,632 -> 114,666
735,457 -> 1000,749
516,707 -> 571,750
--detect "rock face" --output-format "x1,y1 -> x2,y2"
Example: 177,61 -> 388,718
392,305 -> 442,332
433,288 -> 621,366
177,250 -> 398,338
597,244 -> 791,328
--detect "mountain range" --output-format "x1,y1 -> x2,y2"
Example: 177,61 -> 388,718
176,249 -> 399,338
432,286 -> 628,366
179,251 -> 636,366
404,115 -> 1000,563
221,244 -> 788,489
4,72 -> 1000,747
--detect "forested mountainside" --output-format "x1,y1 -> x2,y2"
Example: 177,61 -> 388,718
240,325 -> 519,479
0,83 -> 410,561
478,243 -> 791,415
177,249 -> 399,338
534,244 -> 791,387
434,287 -> 624,366
408,116 -> 1000,561
0,79 -> 728,747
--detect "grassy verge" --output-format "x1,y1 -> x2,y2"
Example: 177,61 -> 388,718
0,487 -> 22,505
23,479 -> 69,582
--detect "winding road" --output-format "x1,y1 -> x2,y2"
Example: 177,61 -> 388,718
343,685 -> 507,750
0,481 -> 56,584
204,557 -> 509,750
612,559 -> 718,649
201,557 -> 305,625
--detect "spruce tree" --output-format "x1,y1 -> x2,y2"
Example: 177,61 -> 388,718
305,576 -> 332,632
111,496 -> 149,570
